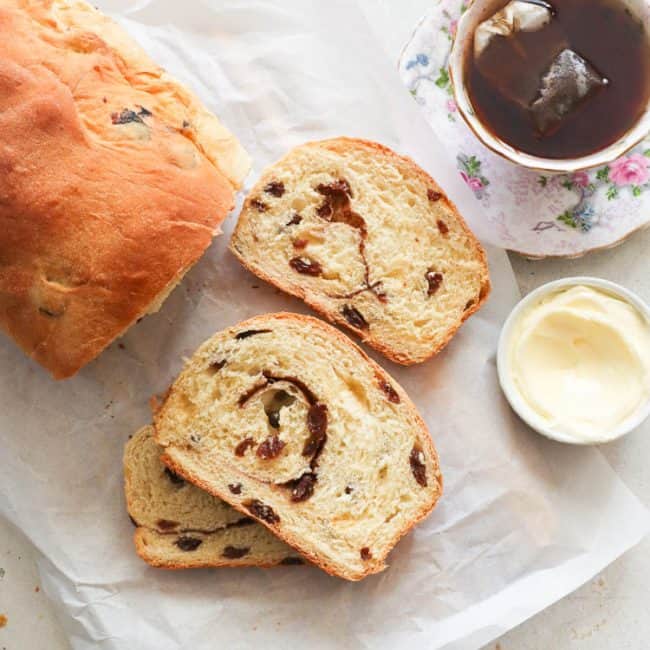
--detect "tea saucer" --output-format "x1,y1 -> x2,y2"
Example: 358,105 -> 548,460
399,0 -> 650,259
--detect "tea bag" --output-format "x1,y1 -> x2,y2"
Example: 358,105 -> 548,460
474,0 -> 554,58
531,49 -> 608,134
474,0 -> 565,110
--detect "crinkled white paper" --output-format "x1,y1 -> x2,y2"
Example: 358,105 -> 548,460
0,2 -> 647,649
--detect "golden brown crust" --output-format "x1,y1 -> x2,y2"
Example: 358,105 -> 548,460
154,312 -> 443,581
0,0 -> 250,378
230,137 -> 490,366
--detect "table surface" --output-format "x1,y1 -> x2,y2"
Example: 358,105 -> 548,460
1,2 -> 649,649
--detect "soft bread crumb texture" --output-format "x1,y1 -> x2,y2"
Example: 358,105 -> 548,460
0,0 -> 250,378
230,138 -> 489,365
124,426 -> 301,569
154,313 -> 442,581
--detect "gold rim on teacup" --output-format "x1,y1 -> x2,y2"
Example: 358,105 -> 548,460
449,0 -> 650,174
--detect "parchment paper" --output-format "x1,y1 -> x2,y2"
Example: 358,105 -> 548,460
0,2 -> 647,649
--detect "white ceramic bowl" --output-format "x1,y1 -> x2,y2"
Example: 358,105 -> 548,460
449,0 -> 650,174
497,277 -> 650,444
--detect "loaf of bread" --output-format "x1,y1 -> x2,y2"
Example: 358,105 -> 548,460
124,426 -> 303,569
0,0 -> 249,378
154,313 -> 442,580
230,138 -> 490,365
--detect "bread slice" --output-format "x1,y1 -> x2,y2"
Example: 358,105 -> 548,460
124,426 -> 303,569
154,313 -> 442,581
230,138 -> 490,365
0,0 -> 250,378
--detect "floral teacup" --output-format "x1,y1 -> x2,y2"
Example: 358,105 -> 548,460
449,0 -> 650,174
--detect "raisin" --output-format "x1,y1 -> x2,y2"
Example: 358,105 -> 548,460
182,119 -> 191,129
190,434 -> 201,444
345,485 -> 354,495
342,305 -> 368,330
360,547 -> 373,561
289,472 -> 317,502
175,536 -> 203,552
289,257 -> 322,276
410,445 -> 428,487
286,214 -> 302,226
268,410 -> 281,428
111,108 -> 145,125
264,181 -> 285,197
303,403 -> 328,457
164,467 -> 185,485
377,377 -> 400,404
222,545 -> 251,559
156,519 -> 179,531
138,106 -> 152,117
257,434 -> 286,460
315,180 -> 365,231
437,220 -> 449,235
427,189 -> 443,202
228,483 -> 242,495
250,199 -> 268,212
235,329 -> 272,340
317,179 -> 352,200
209,359 -> 226,372
426,271 -> 443,297
245,499 -> 280,524
264,389 -> 295,429
235,437 -> 255,457
280,556 -> 304,565
232,517 -> 255,527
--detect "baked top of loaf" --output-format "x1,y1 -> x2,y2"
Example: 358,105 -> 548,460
230,138 -> 490,365
125,426 -> 302,569
0,0 -> 250,378
154,313 -> 442,581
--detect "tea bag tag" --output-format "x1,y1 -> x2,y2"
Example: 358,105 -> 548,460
474,0 -> 554,58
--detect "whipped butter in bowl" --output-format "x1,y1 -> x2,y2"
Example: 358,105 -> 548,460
498,278 -> 650,444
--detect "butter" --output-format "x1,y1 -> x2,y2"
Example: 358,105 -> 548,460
507,285 -> 650,441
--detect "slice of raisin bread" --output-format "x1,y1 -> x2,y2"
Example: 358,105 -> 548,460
229,138 -> 490,365
124,426 -> 303,569
154,313 -> 442,581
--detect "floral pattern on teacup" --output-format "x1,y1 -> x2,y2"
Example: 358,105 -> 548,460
458,154 -> 490,198
399,0 -> 650,257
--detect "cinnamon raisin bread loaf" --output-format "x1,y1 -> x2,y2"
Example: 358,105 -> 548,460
230,138 -> 489,365
0,0 -> 249,378
125,426 -> 302,569
154,313 -> 442,581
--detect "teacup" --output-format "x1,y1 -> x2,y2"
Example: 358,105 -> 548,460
449,0 -> 650,173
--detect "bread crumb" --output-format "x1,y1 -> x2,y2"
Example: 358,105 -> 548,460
0,614 -> 7,628
35,586 -> 40,593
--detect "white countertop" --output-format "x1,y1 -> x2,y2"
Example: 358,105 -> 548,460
1,2 -> 649,648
